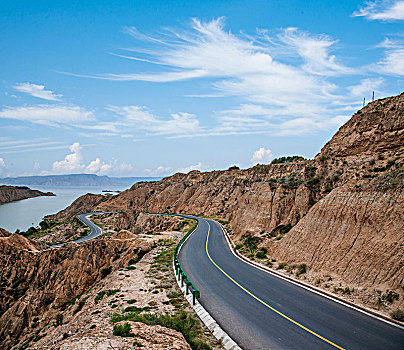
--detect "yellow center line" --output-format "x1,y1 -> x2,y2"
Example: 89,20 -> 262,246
204,220 -> 346,350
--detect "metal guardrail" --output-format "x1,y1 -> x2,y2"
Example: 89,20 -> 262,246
173,219 -> 200,305
144,212 -> 200,304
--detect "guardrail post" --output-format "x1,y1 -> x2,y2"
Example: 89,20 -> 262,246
181,272 -> 184,287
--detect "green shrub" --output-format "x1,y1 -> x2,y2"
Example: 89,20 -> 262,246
308,197 -> 317,206
228,165 -> 240,170
255,251 -> 266,259
95,289 -> 120,303
277,262 -> 287,270
127,299 -> 137,304
54,314 -> 63,327
112,311 -> 211,350
383,291 -> 399,304
308,177 -> 320,186
123,306 -> 151,314
271,156 -> 305,164
113,322 -> 134,337
343,287 -> 351,295
74,298 -> 87,314
296,264 -> 307,276
32,334 -> 43,342
391,309 -> 404,321
242,235 -> 260,253
101,267 -> 112,279
387,160 -> 396,168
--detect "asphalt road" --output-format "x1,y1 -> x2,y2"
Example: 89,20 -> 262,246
179,217 -> 404,350
51,212 -> 116,248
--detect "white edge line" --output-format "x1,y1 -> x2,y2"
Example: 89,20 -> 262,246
214,219 -> 404,331
174,217 -> 243,350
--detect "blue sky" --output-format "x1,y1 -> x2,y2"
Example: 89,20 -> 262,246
0,0 -> 403,177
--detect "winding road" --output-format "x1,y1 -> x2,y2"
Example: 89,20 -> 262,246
179,217 -> 404,350
51,212 -> 116,248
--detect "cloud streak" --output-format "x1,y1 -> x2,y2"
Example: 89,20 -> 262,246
13,83 -> 62,101
353,1 -> 404,21
0,105 -> 94,126
66,18 -> 355,139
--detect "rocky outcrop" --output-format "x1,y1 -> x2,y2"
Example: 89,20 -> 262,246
0,231 -> 149,349
0,185 -> 54,205
321,93 -> 404,157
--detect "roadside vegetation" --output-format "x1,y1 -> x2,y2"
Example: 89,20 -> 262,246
112,311 -> 211,350
15,219 -> 59,239
109,218 -> 215,350
271,155 -> 306,164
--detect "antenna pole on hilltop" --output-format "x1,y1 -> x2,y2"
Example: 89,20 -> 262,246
363,97 -> 365,107
372,91 -> 375,102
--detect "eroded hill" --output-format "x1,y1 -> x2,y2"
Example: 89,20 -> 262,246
53,93 -> 404,316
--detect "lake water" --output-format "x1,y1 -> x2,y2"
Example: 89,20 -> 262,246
0,185 -> 129,232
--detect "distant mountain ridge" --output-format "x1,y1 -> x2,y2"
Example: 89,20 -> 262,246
0,174 -> 160,187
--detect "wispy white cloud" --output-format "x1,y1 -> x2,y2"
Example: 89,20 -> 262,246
0,137 -> 48,147
105,105 -> 202,136
353,1 -> 404,21
277,28 -> 352,76
251,148 -> 273,164
0,139 -> 69,155
13,83 -> 62,101
348,77 -> 385,96
59,18 -> 394,139
0,105 -> 94,127
73,18 -> 349,110
375,38 -> 404,76
0,141 -> 61,151
273,115 -> 350,136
